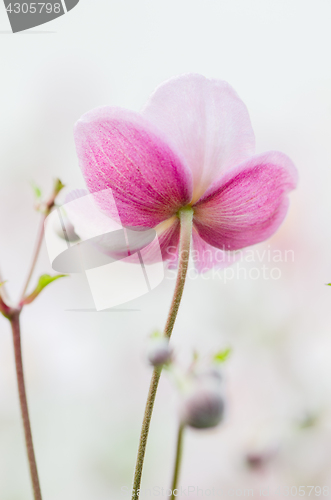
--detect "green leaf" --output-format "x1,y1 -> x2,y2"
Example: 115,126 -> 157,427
23,274 -> 68,305
31,181 -> 42,200
213,348 -> 232,364
327,283 -> 331,286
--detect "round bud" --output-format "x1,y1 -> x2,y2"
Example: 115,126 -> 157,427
181,388 -> 224,429
147,338 -> 173,367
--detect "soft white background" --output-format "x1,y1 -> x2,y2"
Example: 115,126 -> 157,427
0,1 -> 331,499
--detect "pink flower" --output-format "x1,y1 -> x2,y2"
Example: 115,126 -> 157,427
74,74 -> 297,272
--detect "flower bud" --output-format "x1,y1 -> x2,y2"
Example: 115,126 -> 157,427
181,387 -> 224,429
147,338 -> 173,367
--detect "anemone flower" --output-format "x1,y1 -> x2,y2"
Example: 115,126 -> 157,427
73,74 -> 297,272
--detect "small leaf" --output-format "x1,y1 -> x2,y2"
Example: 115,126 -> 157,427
213,348 -> 231,364
23,274 -> 68,305
31,181 -> 42,200
326,283 -> 331,286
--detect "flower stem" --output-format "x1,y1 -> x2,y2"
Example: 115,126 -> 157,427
10,311 -> 42,500
131,207 -> 194,500
20,178 -> 64,302
20,214 -> 47,301
0,178 -> 63,499
171,423 -> 185,500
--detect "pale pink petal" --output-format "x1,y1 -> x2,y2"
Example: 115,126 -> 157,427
142,74 -> 255,202
74,107 -> 192,228
191,228 -> 239,273
193,151 -> 298,251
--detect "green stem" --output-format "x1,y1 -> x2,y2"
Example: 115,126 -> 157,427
131,207 -> 194,500
171,423 -> 185,500
11,311 -> 42,500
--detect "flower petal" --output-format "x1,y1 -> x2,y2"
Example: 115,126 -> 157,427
74,107 -> 193,228
193,151 -> 298,251
142,74 -> 255,202
64,188 -> 123,241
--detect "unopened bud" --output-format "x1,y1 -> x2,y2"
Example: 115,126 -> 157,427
147,338 -> 173,367
181,388 -> 224,429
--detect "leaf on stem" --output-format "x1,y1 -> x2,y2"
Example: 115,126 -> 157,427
213,348 -> 231,364
31,182 -> 42,200
22,274 -> 68,305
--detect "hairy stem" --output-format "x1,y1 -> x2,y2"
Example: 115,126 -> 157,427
171,423 -> 185,499
131,207 -> 194,500
11,312 -> 42,500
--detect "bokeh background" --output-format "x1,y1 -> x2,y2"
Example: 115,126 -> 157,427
1,1 -> 331,499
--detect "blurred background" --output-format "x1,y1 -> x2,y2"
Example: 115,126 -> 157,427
1,1 -> 331,499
